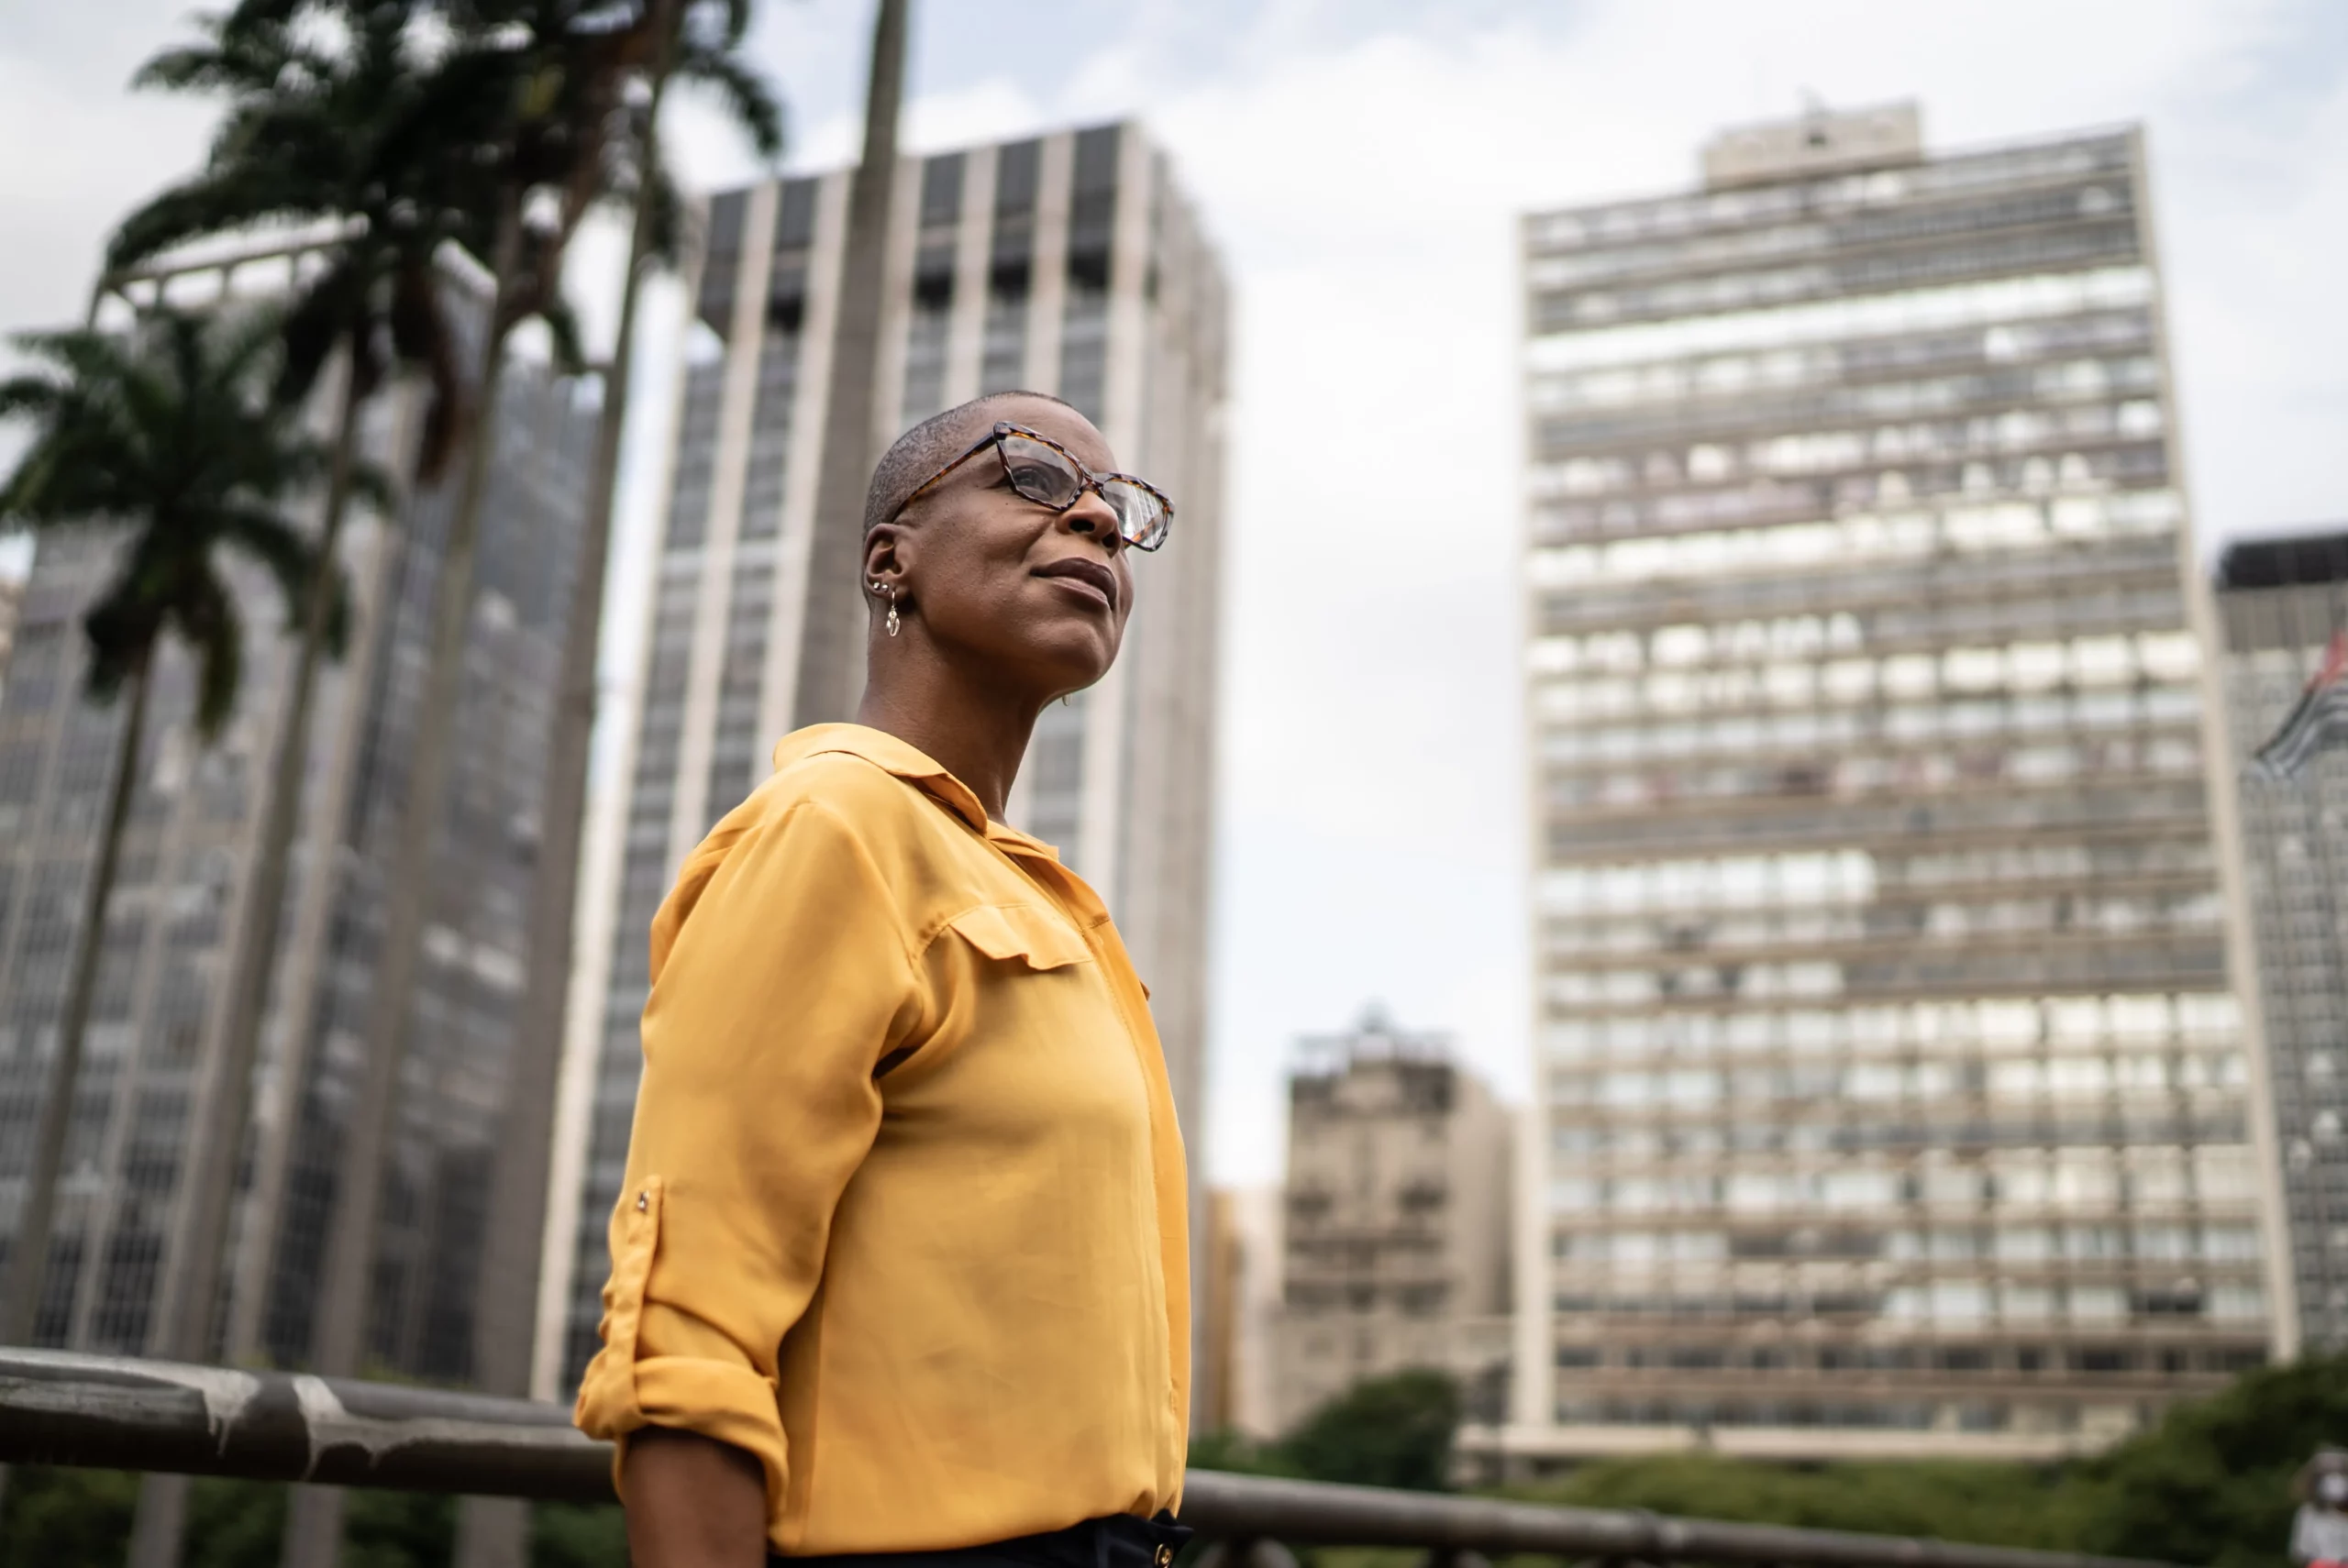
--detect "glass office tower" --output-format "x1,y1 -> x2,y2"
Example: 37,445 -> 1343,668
0,252 -> 595,1376
1506,104 -> 2275,1463
539,121 -> 1229,1393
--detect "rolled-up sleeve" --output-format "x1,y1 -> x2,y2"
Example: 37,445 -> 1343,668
573,797 -> 919,1534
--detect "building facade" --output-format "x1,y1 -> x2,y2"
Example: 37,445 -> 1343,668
1508,104 -> 2276,1463
539,120 -> 1228,1392
2216,529 -> 2348,1353
0,257 -> 595,1378
1271,1010 -> 1512,1435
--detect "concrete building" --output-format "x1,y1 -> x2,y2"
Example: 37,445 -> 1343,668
540,120 -> 1228,1392
1507,103 -> 2276,1464
2216,528 -> 2348,1353
1271,1010 -> 1512,1435
0,250 -> 596,1376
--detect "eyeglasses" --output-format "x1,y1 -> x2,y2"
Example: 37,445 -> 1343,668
887,421 -> 1174,551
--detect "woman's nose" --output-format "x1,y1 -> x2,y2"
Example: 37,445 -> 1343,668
1063,490 -> 1124,549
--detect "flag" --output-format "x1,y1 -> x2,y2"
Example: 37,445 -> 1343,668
2253,629 -> 2348,780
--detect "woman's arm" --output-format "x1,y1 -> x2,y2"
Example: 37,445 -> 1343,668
572,793 -> 925,1551
624,1429 -> 770,1568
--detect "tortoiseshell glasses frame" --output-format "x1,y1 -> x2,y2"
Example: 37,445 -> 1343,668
884,421 -> 1175,552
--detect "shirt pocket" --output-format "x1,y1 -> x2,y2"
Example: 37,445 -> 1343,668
944,902 -> 1092,970
583,1173 -> 666,1428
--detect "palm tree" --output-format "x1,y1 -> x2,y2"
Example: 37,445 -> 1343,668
0,310 -> 351,1349
106,0 -> 474,1383
271,6 -> 648,1563
102,17 -> 483,1563
453,12 -> 778,1566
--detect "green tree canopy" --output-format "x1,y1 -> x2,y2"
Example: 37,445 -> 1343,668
1282,1368 -> 1464,1493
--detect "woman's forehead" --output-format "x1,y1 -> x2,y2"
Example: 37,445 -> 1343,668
993,396 -> 1114,469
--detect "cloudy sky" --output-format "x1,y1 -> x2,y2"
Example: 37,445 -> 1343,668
4,1 -> 2346,1185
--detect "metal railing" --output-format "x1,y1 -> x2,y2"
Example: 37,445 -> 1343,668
0,1348 -> 2180,1568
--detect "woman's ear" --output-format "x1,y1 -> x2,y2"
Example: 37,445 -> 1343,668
861,525 -> 904,597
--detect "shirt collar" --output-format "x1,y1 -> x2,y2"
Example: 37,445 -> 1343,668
772,723 -> 1050,856
772,723 -> 1106,925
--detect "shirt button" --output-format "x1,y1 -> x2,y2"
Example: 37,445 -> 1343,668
1155,1547 -> 1173,1567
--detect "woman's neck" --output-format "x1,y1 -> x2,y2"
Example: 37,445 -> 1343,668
855,663 -> 1044,823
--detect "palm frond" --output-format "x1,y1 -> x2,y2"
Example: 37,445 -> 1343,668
218,502 -> 354,658
80,571 -> 167,709
277,257 -> 372,407
109,164 -> 315,275
637,150 -> 689,273
675,45 -> 782,161
388,257 -> 468,479
172,567 -> 247,738
3,307 -> 358,735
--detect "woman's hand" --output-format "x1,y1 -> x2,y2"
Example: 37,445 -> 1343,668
623,1427 -> 770,1568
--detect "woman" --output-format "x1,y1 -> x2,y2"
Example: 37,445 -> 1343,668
574,391 -> 1191,1568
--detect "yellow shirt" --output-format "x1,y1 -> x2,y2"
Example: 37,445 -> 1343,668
573,723 -> 1191,1554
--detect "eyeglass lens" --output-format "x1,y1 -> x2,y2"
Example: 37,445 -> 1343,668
999,434 -> 1168,549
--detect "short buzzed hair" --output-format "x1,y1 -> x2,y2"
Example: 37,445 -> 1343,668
863,390 -> 1079,534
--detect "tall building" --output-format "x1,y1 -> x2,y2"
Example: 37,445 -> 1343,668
1270,1010 -> 1513,1435
0,250 -> 596,1376
2216,529 -> 2348,1352
1508,103 -> 2277,1464
540,120 -> 1229,1391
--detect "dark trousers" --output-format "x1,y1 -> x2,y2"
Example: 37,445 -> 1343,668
776,1514 -> 1191,1568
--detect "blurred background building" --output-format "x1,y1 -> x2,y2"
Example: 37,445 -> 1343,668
1200,1183 -> 1284,1439
0,247 -> 595,1374
1509,102 -> 2276,1464
2216,528 -> 2348,1353
538,119 -> 1230,1393
1266,1009 -> 1512,1435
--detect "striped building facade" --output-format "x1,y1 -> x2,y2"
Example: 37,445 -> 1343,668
538,121 -> 1229,1392
1503,105 -> 2281,1465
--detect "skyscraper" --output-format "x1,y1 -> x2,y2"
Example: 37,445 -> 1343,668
0,249 -> 597,1375
1508,104 -> 2276,1463
538,120 -> 1228,1392
2216,528 -> 2348,1352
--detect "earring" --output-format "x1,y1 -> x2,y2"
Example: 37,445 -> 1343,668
886,591 -> 901,638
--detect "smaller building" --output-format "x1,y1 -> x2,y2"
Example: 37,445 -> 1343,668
1269,1009 -> 1512,1435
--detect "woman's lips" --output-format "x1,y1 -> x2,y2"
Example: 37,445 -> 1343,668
1033,558 -> 1118,611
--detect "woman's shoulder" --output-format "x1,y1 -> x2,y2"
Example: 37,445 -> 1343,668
747,747 -> 935,836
